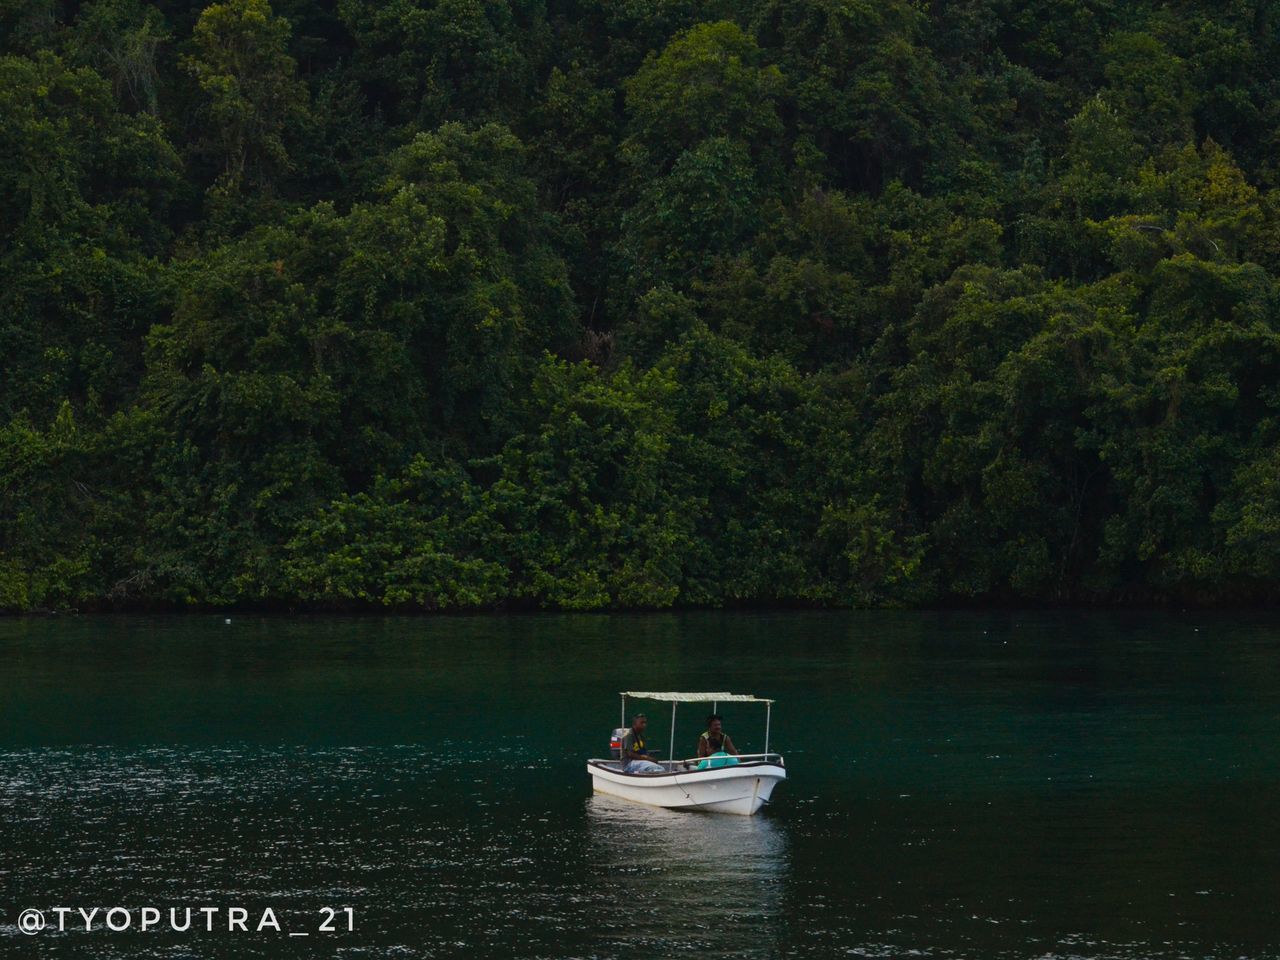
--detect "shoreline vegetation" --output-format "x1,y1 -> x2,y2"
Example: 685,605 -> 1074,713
8,599 -> 1280,618
7,1 -> 1280,613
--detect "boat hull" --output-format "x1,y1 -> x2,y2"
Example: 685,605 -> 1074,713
587,760 -> 786,816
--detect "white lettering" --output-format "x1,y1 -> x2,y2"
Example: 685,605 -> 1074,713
34,903 -> 339,936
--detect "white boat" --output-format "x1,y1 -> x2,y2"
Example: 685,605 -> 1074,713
587,691 -> 786,816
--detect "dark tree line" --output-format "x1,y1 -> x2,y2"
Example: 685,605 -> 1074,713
5,0 -> 1280,610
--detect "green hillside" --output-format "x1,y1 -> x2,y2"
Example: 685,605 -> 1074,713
6,0 -> 1280,609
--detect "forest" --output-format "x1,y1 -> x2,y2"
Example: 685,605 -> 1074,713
5,0 -> 1280,611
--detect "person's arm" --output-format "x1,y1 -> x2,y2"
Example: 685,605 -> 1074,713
723,734 -> 739,756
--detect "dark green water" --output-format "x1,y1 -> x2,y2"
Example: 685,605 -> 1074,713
0,612 -> 1277,958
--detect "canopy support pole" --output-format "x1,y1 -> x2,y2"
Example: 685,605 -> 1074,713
620,694 -> 626,729
764,702 -> 772,755
669,701 -> 677,766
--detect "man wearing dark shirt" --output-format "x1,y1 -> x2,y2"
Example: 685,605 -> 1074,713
619,714 -> 663,773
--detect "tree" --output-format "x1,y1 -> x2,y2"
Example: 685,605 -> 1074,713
336,0 -> 533,127
130,123 -> 575,603
0,52 -> 178,421
615,137 -> 766,301
753,0 -> 948,189
1101,31 -> 1195,150
67,0 -> 171,114
623,21 -> 784,171
183,0 -> 307,194
485,356 -> 695,609
283,456 -> 508,608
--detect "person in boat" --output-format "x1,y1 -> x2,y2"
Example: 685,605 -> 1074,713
620,713 -> 664,774
696,714 -> 739,759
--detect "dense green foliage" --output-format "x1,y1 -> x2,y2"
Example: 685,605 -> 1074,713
6,0 -> 1280,610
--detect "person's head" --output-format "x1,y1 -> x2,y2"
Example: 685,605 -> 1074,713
706,713 -> 723,735
631,713 -> 648,733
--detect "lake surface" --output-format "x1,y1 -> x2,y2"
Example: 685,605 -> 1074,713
0,611 -> 1277,958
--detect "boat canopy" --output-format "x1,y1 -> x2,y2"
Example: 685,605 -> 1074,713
618,691 -> 775,757
621,691 -> 773,703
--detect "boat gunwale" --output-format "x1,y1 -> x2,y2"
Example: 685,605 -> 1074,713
585,758 -> 786,781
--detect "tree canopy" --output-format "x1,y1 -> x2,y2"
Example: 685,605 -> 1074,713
6,0 -> 1280,610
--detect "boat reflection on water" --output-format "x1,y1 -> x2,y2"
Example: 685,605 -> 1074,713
584,794 -> 790,958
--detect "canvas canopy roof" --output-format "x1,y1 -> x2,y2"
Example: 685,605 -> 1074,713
621,691 -> 774,703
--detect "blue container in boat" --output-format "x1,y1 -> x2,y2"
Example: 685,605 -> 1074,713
697,751 -> 739,770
